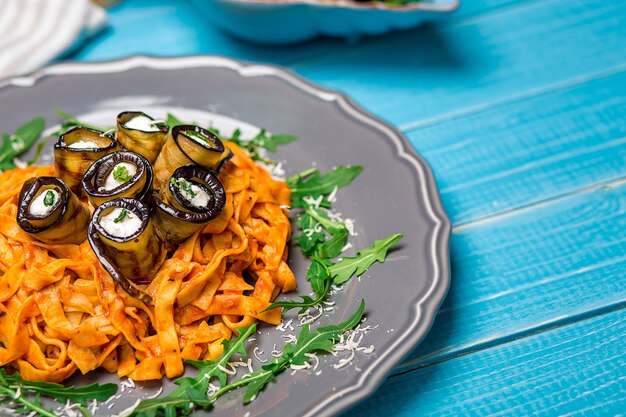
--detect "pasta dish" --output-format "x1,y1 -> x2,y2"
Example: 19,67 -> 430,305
0,112 -> 295,383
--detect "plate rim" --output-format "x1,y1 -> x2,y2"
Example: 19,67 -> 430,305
0,55 -> 451,417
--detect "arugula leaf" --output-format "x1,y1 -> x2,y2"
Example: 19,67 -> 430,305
211,300 -> 365,404
228,128 -> 297,165
295,212 -> 325,254
163,114 -> 297,165
331,234 -> 403,284
265,234 -> 402,313
0,368 -> 116,417
27,133 -> 52,166
287,165 -> 363,208
306,256 -> 332,297
165,112 -> 184,128
130,324 -> 256,417
52,108 -> 105,137
113,165 -> 132,183
295,208 -> 349,259
254,131 -> 298,153
0,116 -> 45,169
304,208 -> 348,259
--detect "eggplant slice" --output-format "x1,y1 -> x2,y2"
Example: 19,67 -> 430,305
152,125 -> 233,189
152,165 -> 226,244
116,111 -> 168,164
17,176 -> 90,245
88,198 -> 165,303
54,126 -> 121,195
82,151 -> 154,208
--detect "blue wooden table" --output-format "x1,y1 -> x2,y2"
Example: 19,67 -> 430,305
69,0 -> 626,414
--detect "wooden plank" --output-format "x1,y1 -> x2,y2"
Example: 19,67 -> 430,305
347,308 -> 626,417
294,0 -> 626,127
391,178 -> 626,375
407,69 -> 626,224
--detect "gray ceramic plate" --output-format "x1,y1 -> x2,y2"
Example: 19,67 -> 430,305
0,56 -> 450,417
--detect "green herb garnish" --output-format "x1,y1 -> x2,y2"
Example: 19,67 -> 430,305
263,165 -> 404,313
43,190 -> 55,207
166,112 -> 184,128
130,324 -> 257,417
112,165 -> 132,183
0,368 -> 116,417
130,301 -> 365,416
287,165 -> 363,208
212,300 -> 365,404
170,177 -> 197,198
228,128 -> 297,165
52,108 -> 106,137
0,116 -> 45,170
164,113 -> 297,165
267,235 -> 402,313
113,208 -> 131,223
182,129 -> 209,143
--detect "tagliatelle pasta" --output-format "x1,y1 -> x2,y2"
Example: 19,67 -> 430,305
0,141 -> 296,383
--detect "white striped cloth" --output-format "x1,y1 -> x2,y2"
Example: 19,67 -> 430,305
0,0 -> 107,80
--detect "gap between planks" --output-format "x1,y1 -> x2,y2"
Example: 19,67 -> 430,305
394,302 -> 626,377
399,63 -> 626,132
452,174 -> 626,232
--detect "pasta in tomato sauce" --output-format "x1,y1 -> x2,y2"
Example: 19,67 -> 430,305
0,141 -> 295,382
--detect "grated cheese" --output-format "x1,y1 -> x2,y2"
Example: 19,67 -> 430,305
305,353 -> 320,371
271,344 -> 282,357
332,324 -> 377,370
207,383 -> 220,397
340,242 -> 353,253
113,398 -> 140,417
326,186 -> 339,204
217,364 -> 237,375
253,346 -> 267,363
146,386 -> 163,400
12,157 -> 27,169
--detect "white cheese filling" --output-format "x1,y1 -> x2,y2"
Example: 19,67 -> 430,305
99,207 -> 142,238
29,189 -> 59,217
103,162 -> 137,190
183,130 -> 210,145
124,115 -> 161,132
182,184 -> 210,208
67,140 -> 100,149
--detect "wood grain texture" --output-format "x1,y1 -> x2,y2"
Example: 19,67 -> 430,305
408,69 -> 626,224
66,0 -> 626,414
293,0 -> 626,128
344,308 -> 626,417
393,178 -> 626,375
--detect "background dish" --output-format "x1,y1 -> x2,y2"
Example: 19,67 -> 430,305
189,0 -> 459,44
0,56 -> 450,417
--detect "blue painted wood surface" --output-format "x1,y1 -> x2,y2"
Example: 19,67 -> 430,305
68,0 -> 626,414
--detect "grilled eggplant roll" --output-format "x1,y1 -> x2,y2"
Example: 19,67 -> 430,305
17,176 -> 90,245
153,125 -> 232,189
152,165 -> 226,244
82,151 -> 154,208
116,111 -> 168,164
54,126 -> 120,195
88,198 -> 165,303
